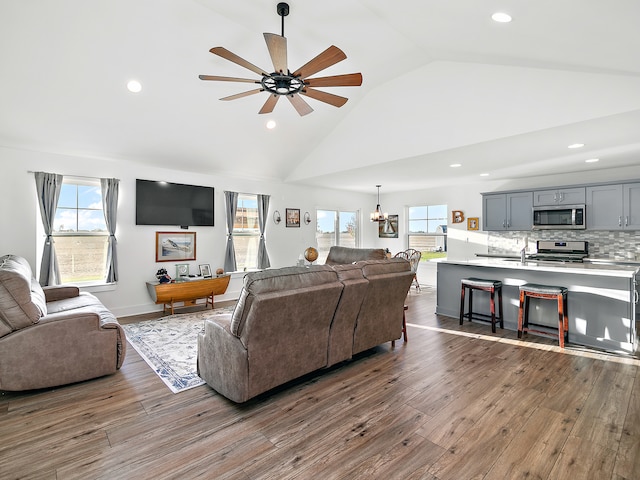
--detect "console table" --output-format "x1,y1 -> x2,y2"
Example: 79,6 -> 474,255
146,275 -> 231,314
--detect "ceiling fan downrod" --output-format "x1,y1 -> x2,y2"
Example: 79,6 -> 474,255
277,2 -> 289,38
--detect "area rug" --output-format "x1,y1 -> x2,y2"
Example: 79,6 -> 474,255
122,306 -> 235,393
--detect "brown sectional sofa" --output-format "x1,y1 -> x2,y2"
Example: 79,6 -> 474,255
0,254 -> 126,391
197,258 -> 413,403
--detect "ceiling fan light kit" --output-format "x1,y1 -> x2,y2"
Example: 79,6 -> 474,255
199,2 -> 362,116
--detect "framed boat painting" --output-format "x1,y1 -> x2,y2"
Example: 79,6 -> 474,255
155,231 -> 196,262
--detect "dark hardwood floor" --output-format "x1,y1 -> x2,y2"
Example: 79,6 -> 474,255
1,287 -> 639,479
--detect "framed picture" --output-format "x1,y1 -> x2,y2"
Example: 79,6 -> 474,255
155,231 -> 196,262
379,215 -> 399,238
199,264 -> 212,278
467,217 -> 479,230
286,208 -> 300,227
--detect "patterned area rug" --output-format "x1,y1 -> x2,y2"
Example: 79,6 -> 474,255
123,306 -> 235,393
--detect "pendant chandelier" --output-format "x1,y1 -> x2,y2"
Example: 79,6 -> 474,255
370,185 -> 388,222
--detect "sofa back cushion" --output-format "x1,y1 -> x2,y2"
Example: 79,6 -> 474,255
326,263 -> 369,366
0,255 -> 47,337
352,258 -> 414,354
324,246 -> 387,265
229,265 -> 344,398
230,265 -> 340,337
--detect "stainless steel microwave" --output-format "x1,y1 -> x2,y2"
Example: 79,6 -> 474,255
532,204 -> 586,230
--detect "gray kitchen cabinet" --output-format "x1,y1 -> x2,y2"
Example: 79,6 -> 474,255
483,192 -> 533,231
533,187 -> 585,206
587,183 -> 640,230
623,182 -> 640,229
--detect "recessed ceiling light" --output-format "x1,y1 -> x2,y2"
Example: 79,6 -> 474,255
568,143 -> 585,149
266,119 -> 276,129
585,158 -> 599,163
127,80 -> 142,93
450,163 -> 462,168
491,12 -> 512,23
480,173 -> 490,177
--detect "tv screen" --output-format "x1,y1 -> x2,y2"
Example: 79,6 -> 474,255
136,179 -> 214,227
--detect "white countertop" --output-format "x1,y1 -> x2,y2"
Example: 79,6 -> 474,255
443,258 -> 640,278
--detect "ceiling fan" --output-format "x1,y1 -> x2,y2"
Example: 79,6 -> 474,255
198,2 -> 363,116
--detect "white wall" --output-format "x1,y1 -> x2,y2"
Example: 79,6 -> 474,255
0,146 -> 376,317
373,183 -> 491,260
4,145 -> 639,314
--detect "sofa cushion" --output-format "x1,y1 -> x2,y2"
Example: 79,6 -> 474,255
230,265 -> 339,336
358,257 -> 410,276
0,255 -> 46,337
326,263 -> 369,366
324,246 -> 387,265
46,292 -> 118,324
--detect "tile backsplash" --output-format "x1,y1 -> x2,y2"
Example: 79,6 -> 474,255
488,230 -> 640,260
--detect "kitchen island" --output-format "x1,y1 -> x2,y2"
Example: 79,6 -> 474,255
437,259 -> 639,354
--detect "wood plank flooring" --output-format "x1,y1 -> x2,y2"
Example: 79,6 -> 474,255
1,287 -> 639,479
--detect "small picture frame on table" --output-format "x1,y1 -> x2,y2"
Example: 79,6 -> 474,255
175,263 -> 189,278
199,264 -> 212,278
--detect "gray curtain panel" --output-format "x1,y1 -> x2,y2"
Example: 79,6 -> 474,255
224,191 -> 238,273
256,194 -> 271,269
34,172 -> 63,286
100,178 -> 119,283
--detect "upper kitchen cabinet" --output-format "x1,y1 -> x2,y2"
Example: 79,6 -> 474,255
483,192 -> 533,231
624,183 -> 640,229
586,183 -> 640,230
533,187 -> 585,206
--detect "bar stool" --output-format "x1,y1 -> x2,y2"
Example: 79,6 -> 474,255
392,305 -> 409,348
517,283 -> 568,348
459,278 -> 504,333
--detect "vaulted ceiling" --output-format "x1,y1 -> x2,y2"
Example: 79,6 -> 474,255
1,0 -> 639,193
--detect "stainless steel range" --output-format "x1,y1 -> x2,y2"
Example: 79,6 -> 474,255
528,240 -> 589,263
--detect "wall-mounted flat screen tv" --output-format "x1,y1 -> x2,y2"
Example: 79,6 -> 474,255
136,179 -> 214,227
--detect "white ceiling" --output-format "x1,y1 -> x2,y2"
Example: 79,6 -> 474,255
1,0 -> 639,193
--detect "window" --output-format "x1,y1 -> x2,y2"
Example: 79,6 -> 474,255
233,193 -> 259,271
53,179 -> 108,284
316,210 -> 359,262
408,205 -> 447,259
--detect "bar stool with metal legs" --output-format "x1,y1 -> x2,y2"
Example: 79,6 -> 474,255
459,278 -> 504,333
517,283 -> 568,348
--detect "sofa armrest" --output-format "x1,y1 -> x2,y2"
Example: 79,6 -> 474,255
197,314 -> 250,402
43,285 -> 80,302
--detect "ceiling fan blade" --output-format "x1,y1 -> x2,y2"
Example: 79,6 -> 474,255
220,89 -> 263,101
199,75 -> 258,84
263,33 -> 287,74
305,73 -> 363,88
292,45 -> 347,78
209,47 -> 268,76
259,94 -> 280,114
300,88 -> 348,108
287,94 -> 314,116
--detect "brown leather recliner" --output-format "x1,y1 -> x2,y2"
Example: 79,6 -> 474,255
0,255 -> 126,391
